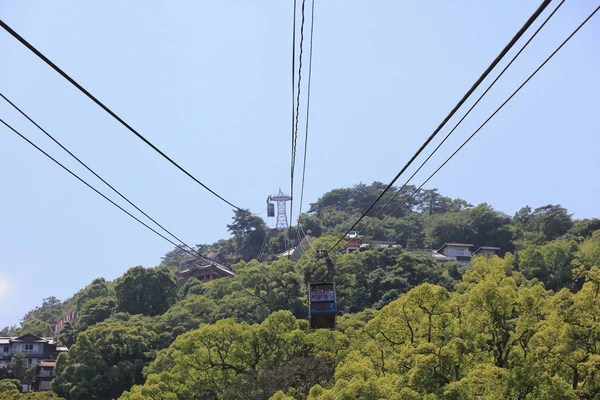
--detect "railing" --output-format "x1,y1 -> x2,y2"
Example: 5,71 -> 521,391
17,349 -> 40,355
310,291 -> 334,302
406,248 -> 436,253
38,371 -> 54,378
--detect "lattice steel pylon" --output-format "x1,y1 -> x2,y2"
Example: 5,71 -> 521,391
268,189 -> 292,230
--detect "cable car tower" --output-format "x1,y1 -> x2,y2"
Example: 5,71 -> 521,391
267,189 -> 292,230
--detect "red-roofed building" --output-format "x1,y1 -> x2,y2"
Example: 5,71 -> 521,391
176,255 -> 235,285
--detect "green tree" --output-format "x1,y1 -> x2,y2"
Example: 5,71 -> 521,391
0,326 -> 18,336
9,353 -> 26,380
227,209 -> 268,261
53,318 -> 160,399
77,297 -> 116,330
0,379 -> 20,398
22,296 -> 63,326
569,218 -> 600,239
122,311 -> 340,400
178,277 -> 206,299
75,278 -> 109,309
115,266 -> 177,316
19,317 -> 52,337
529,205 -> 573,241
518,239 -> 578,291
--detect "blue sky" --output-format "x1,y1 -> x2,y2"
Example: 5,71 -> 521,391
0,1 -> 598,327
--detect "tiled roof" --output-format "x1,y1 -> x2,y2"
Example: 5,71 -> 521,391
38,361 -> 56,367
473,246 -> 501,254
177,255 -> 235,277
277,248 -> 296,258
437,243 -> 474,252
431,252 -> 452,260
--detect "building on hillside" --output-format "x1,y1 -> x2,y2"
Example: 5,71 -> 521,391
0,334 -> 68,392
0,334 -> 67,369
176,254 -> 236,286
433,243 -> 474,266
276,248 -> 295,258
472,246 -> 501,257
31,361 -> 56,391
344,231 -> 364,253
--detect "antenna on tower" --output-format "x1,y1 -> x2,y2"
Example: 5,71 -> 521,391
267,189 -> 292,230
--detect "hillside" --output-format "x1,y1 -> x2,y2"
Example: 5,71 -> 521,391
1,182 -> 600,399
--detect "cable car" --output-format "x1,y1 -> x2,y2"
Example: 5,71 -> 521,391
267,203 -> 275,217
308,282 -> 336,329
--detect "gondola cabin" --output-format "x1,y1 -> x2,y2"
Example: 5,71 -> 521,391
267,203 -> 275,217
308,282 -> 336,329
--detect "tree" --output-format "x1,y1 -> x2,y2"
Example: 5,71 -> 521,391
426,211 -> 476,248
235,258 -> 306,320
121,311 -> 337,400
115,266 -> 177,316
19,317 -> 52,337
0,326 -> 18,336
569,218 -> 600,239
416,188 -> 453,215
227,209 -> 268,261
53,318 -> 160,399
161,244 -> 211,268
77,297 -> 116,330
9,353 -> 26,380
518,239 -> 578,291
178,278 -> 206,299
529,205 -> 573,241
22,296 -> 63,326
0,379 -> 20,398
75,278 -> 109,308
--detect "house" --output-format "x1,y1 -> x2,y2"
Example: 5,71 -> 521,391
0,334 -> 67,369
276,248 -> 296,258
433,243 -> 474,266
31,361 -> 56,391
473,246 -> 501,257
176,254 -> 236,285
0,334 -> 68,392
344,231 -> 364,253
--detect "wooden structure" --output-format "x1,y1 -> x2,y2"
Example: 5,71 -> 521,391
344,231 -> 364,253
308,282 -> 336,329
176,255 -> 235,285
473,246 -> 501,257
31,361 -> 56,391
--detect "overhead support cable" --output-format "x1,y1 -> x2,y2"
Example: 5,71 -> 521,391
290,0 -> 307,230
361,2 -> 600,242
0,19 -> 243,211
297,0 -> 316,222
0,91 -> 198,256
0,118 -> 200,259
358,0 -> 567,236
327,0 -> 552,253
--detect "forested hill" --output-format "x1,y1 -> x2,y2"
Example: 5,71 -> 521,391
164,182 -> 597,268
1,182 -> 600,399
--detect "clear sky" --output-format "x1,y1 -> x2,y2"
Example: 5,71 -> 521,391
0,1 -> 598,328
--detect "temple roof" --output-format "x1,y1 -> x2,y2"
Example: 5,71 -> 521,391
177,255 -> 235,277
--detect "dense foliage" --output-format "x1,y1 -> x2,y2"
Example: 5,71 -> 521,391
2,183 -> 599,399
121,257 -> 600,399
